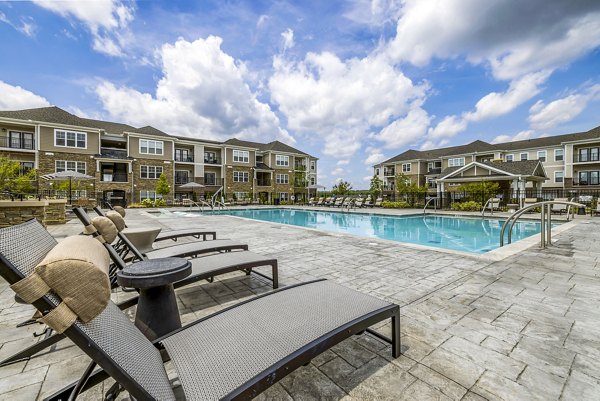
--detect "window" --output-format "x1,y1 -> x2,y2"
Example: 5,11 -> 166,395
204,172 -> 216,185
505,154 -> 514,162
276,174 -> 289,184
554,171 -> 564,183
234,192 -> 248,200
8,131 -> 34,149
310,161 -> 315,171
593,171 -> 600,185
448,158 -> 465,167
204,151 -> 217,164
279,192 -> 289,201
140,191 -> 161,201
55,130 -> 86,148
233,171 -> 249,182
592,148 -> 600,162
140,165 -> 163,179
310,176 -> 316,185
375,168 -> 380,175
19,162 -> 34,175
520,153 -> 528,161
537,150 -> 546,162
139,139 -> 163,155
55,160 -> 86,174
175,149 -> 191,162
175,170 -> 189,184
555,149 -> 564,161
276,155 -> 289,166
402,163 -> 411,172
233,150 -> 249,163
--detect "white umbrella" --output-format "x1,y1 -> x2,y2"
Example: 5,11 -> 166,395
306,184 -> 326,201
178,182 -> 205,201
41,170 -> 94,204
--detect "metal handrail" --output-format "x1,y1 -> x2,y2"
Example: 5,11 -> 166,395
499,201 -> 584,247
423,197 -> 437,214
481,198 -> 500,217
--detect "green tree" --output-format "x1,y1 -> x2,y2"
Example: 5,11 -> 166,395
369,175 -> 382,197
457,181 -> 500,202
0,157 -> 36,194
155,173 -> 171,198
394,172 -> 427,206
332,180 -> 352,195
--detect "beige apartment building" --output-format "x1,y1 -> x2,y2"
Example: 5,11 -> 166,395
0,106 -> 317,206
374,125 -> 600,197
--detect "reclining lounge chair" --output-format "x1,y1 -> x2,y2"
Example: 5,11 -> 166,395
0,221 -> 401,401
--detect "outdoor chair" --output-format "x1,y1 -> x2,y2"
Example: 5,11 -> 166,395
315,197 -> 324,206
354,197 -> 364,208
551,198 -> 569,214
334,197 -> 345,207
324,197 -> 333,206
484,198 -> 500,212
364,197 -> 373,207
341,197 -> 353,208
374,197 -> 383,207
0,221 -> 401,401
99,205 -> 217,243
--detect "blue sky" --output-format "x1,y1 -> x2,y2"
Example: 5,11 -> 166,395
1,0 -> 599,189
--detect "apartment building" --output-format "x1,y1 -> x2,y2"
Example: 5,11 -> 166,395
0,106 -> 317,205
374,125 -> 600,195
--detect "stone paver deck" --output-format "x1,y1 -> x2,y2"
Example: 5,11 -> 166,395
0,207 -> 599,400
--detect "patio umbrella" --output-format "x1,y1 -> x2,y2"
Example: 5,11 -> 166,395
40,170 -> 94,204
307,184 -> 325,201
178,181 -> 205,201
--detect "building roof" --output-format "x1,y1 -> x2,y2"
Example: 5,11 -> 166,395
0,106 -> 91,128
254,162 -> 273,171
79,118 -> 137,135
439,160 -> 546,179
133,125 -> 172,138
224,138 -> 312,157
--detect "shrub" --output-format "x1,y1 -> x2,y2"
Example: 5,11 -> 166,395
128,203 -> 145,208
451,201 -> 482,212
141,198 -> 154,208
381,200 -> 410,208
153,198 -> 166,207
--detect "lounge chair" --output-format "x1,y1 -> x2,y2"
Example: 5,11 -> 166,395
307,197 -> 315,206
341,197 -> 353,208
333,197 -> 345,207
76,208 -> 247,262
374,197 -> 383,207
0,216 -> 278,368
315,197 -> 324,206
354,197 -> 364,208
550,198 -> 569,214
0,221 -> 401,401
324,197 -> 333,206
484,198 -> 500,212
98,206 -> 216,243
364,196 -> 373,207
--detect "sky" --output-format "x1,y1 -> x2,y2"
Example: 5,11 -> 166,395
1,0 -> 599,189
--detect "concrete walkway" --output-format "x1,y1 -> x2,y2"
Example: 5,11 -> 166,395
0,208 -> 598,400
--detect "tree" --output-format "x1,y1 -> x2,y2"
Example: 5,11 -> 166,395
369,175 -> 382,197
155,173 -> 171,198
394,172 -> 427,206
0,157 -> 36,195
332,180 -> 352,195
457,181 -> 500,203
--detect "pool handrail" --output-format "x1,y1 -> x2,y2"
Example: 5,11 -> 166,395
499,200 -> 583,247
423,197 -> 438,214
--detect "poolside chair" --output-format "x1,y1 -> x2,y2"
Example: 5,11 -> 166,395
315,197 -> 324,206
76,208 -> 248,262
551,198 -> 569,214
364,196 -> 373,207
354,197 -> 364,208
334,197 -> 345,207
324,197 -> 333,206
0,221 -> 401,401
307,197 -> 315,206
341,197 -> 353,208
374,197 -> 383,207
523,198 -> 538,212
484,198 -> 500,212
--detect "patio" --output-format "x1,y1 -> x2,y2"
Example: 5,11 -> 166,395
0,208 -> 599,400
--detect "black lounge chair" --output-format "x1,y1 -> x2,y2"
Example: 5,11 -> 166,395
0,218 -> 278,369
99,205 -> 217,242
75,208 -> 247,261
0,222 -> 400,401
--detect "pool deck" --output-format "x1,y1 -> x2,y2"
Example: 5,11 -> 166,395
1,207 -> 599,400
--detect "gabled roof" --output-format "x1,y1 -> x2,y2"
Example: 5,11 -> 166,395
498,125 -> 600,150
439,160 -> 546,180
0,106 -> 91,128
224,138 -> 312,157
378,140 -> 497,165
79,118 -> 137,135
255,162 -> 273,171
134,126 -> 172,138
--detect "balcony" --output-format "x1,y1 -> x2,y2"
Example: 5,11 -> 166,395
204,158 -> 220,164
256,179 -> 271,187
427,168 -> 442,175
100,147 -> 128,159
175,154 -> 194,162
294,180 -> 307,187
574,151 -> 600,163
294,163 -> 306,171
0,136 -> 35,150
383,168 -> 395,176
101,173 -> 128,183
175,172 -> 190,185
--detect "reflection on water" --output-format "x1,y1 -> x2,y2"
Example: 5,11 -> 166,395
216,209 -> 551,254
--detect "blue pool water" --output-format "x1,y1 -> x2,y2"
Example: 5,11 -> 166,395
204,208 -> 552,254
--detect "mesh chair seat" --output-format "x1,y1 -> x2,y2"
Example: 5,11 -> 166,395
146,239 -> 248,259
155,228 -> 216,242
163,280 -> 395,400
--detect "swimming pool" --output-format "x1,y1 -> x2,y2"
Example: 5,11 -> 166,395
202,208 -> 551,254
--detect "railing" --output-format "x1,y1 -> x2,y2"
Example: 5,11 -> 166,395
0,136 -> 35,150
204,158 -> 220,164
256,180 -> 271,187
574,152 -> 600,163
101,173 -> 128,183
423,197 -> 438,214
499,201 -> 584,248
383,169 -> 395,176
100,147 -> 128,159
427,168 -> 442,174
481,198 -> 500,217
175,154 -> 194,162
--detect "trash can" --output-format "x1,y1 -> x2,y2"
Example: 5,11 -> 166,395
274,198 -> 280,205
578,206 -> 586,215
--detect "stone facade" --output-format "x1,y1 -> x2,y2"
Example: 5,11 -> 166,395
225,166 -> 254,197
0,199 -> 66,228
132,159 -> 174,203
37,151 -> 97,191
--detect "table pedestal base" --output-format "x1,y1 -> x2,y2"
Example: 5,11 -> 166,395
135,284 -> 181,340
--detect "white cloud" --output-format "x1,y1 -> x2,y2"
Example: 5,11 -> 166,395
281,28 -> 294,51
419,140 -> 436,150
0,12 -> 37,37
269,51 -> 428,157
528,84 -> 600,130
491,130 -> 536,144
373,107 -> 430,148
427,115 -> 468,140
364,148 -> 386,165
0,81 -> 50,110
344,0 -> 404,27
337,159 -> 350,166
95,36 -> 294,143
331,167 -> 345,176
33,0 -> 134,56
386,0 -> 600,80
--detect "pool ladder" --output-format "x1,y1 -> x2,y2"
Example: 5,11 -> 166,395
423,197 -> 438,214
499,200 -> 583,248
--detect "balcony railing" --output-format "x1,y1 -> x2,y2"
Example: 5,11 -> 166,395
175,154 -> 194,162
383,169 -> 395,176
256,179 -> 271,187
427,168 -> 442,175
100,147 -> 128,159
204,158 -> 220,164
101,173 -> 128,183
0,136 -> 35,150
574,152 -> 600,163
294,164 -> 306,171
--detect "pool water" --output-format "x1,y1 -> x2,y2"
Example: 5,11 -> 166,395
204,208 -> 552,254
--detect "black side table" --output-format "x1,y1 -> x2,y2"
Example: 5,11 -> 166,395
117,257 -> 191,340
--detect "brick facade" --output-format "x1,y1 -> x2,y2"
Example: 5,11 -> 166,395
133,159 -> 174,202
37,151 -> 96,191
225,166 -> 254,197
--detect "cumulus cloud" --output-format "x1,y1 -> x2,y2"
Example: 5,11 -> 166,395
269,51 -> 428,158
331,167 -> 345,176
364,147 -> 386,165
491,130 -> 536,144
386,0 -> 600,80
0,81 -> 50,110
33,0 -> 134,56
95,36 -> 293,143
528,84 -> 600,130
373,107 -> 430,148
427,115 -> 468,140
337,159 -> 350,166
281,28 -> 294,51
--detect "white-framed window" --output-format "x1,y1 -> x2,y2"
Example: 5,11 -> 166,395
276,155 -> 289,166
555,149 -> 564,161
140,191 -> 161,201
233,150 -> 249,163
402,163 -> 411,172
537,150 -> 547,162
505,154 -> 514,162
54,129 -> 86,149
204,172 -> 216,185
234,192 -> 248,200
276,174 -> 289,184
310,176 -> 316,185
139,139 -> 164,155
520,152 -> 528,161
140,165 -> 163,179
310,161 -> 315,171
55,160 -> 86,174
279,192 -> 289,201
233,171 -> 249,182
554,171 -> 564,183
448,157 -> 465,167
